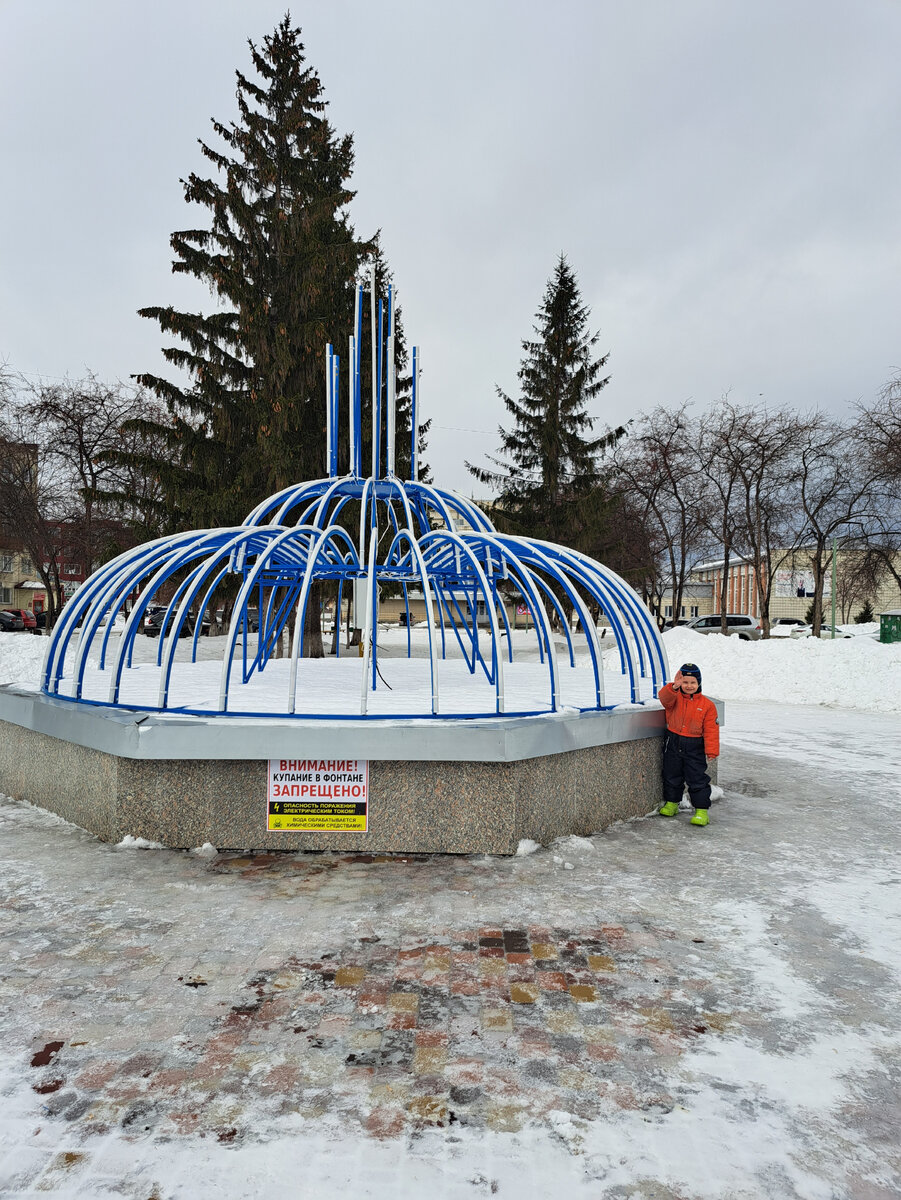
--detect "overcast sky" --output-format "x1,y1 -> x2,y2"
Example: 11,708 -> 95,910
2,0 -> 900,493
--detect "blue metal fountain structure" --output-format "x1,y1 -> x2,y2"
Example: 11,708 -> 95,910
42,272 -> 667,720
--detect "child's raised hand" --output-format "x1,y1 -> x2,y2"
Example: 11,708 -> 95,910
673,670 -> 684,689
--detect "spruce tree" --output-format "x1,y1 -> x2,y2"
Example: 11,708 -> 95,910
468,255 -> 615,545
854,600 -> 874,624
133,16 -> 369,530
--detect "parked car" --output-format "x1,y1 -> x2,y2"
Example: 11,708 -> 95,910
97,612 -> 128,633
211,608 -> 258,632
685,613 -> 763,641
3,607 -> 37,632
0,610 -> 25,633
770,617 -> 810,638
815,624 -> 855,640
143,607 -> 212,638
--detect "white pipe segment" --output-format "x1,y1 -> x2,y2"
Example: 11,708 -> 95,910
359,529 -> 378,715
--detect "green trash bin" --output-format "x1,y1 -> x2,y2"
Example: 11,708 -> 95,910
880,610 -> 901,644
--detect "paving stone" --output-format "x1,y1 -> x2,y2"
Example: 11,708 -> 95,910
387,992 -> 418,1013
480,1008 -> 513,1033
569,984 -> 599,1003
531,943 -> 558,960
510,983 -> 540,1004
334,966 -> 367,987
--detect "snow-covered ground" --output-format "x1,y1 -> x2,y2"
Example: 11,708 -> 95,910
662,626 -> 901,714
1,633 -> 900,1197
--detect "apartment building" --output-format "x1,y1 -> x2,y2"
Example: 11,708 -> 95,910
0,545 -> 45,612
690,550 -> 901,622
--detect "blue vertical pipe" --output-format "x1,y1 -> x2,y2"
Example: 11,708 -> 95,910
411,346 -> 418,481
330,354 -> 340,477
375,299 -> 384,478
355,285 -> 364,476
386,286 -> 395,474
325,343 -> 333,477
370,536 -> 379,692
370,267 -> 377,479
348,334 -> 355,475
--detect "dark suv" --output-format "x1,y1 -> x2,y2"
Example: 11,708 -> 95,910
685,613 -> 762,641
0,610 -> 25,633
4,607 -> 37,632
143,607 -> 211,639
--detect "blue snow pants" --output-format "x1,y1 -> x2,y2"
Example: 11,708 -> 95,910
662,732 -> 711,810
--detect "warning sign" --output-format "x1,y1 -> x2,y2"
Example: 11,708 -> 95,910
267,759 -> 369,832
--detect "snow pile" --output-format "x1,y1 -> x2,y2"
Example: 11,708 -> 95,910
0,635 -> 46,687
839,621 -> 880,637
116,834 -> 166,850
515,838 -> 541,856
663,627 -> 901,714
191,842 -> 219,858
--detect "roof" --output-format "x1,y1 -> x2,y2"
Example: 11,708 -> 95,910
691,555 -> 753,571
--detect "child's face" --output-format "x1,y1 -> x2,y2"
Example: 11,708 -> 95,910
680,675 -> 699,695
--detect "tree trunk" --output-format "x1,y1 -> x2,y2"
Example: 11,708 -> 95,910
272,588 -> 287,657
809,543 -> 828,636
330,581 -> 340,655
304,579 -> 324,658
752,550 -> 770,637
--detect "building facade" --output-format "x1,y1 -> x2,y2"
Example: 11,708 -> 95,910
688,550 -> 901,623
0,545 -> 46,613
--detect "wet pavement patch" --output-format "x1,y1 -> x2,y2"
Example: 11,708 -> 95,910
30,1040 -> 64,1068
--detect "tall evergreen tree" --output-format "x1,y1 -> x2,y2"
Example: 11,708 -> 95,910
468,255 -> 615,545
133,16 -> 370,530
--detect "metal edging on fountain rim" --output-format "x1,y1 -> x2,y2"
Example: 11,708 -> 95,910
0,686 -> 728,765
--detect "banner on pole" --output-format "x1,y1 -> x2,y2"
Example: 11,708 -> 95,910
267,759 -> 369,832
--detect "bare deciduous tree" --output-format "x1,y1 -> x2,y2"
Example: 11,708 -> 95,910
1,372 -> 168,626
794,412 -> 888,634
610,405 -> 710,628
713,405 -> 805,636
834,544 -> 888,623
698,399 -> 749,633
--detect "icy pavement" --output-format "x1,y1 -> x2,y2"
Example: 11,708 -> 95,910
1,702 -> 900,1198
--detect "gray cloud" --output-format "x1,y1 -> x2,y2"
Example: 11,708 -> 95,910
2,0 -> 899,492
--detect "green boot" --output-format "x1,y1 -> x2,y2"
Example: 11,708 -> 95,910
659,801 -> 680,817
690,809 -> 709,827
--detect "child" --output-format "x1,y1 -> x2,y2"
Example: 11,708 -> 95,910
657,662 -> 719,827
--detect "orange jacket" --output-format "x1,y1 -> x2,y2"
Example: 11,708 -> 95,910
658,683 -> 720,756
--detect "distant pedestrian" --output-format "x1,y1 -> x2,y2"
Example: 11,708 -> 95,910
657,663 -> 719,827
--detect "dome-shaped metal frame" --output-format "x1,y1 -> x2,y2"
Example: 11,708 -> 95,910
42,278 -> 667,720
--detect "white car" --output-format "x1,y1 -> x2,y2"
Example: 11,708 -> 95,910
97,612 -> 128,633
770,618 -> 810,638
